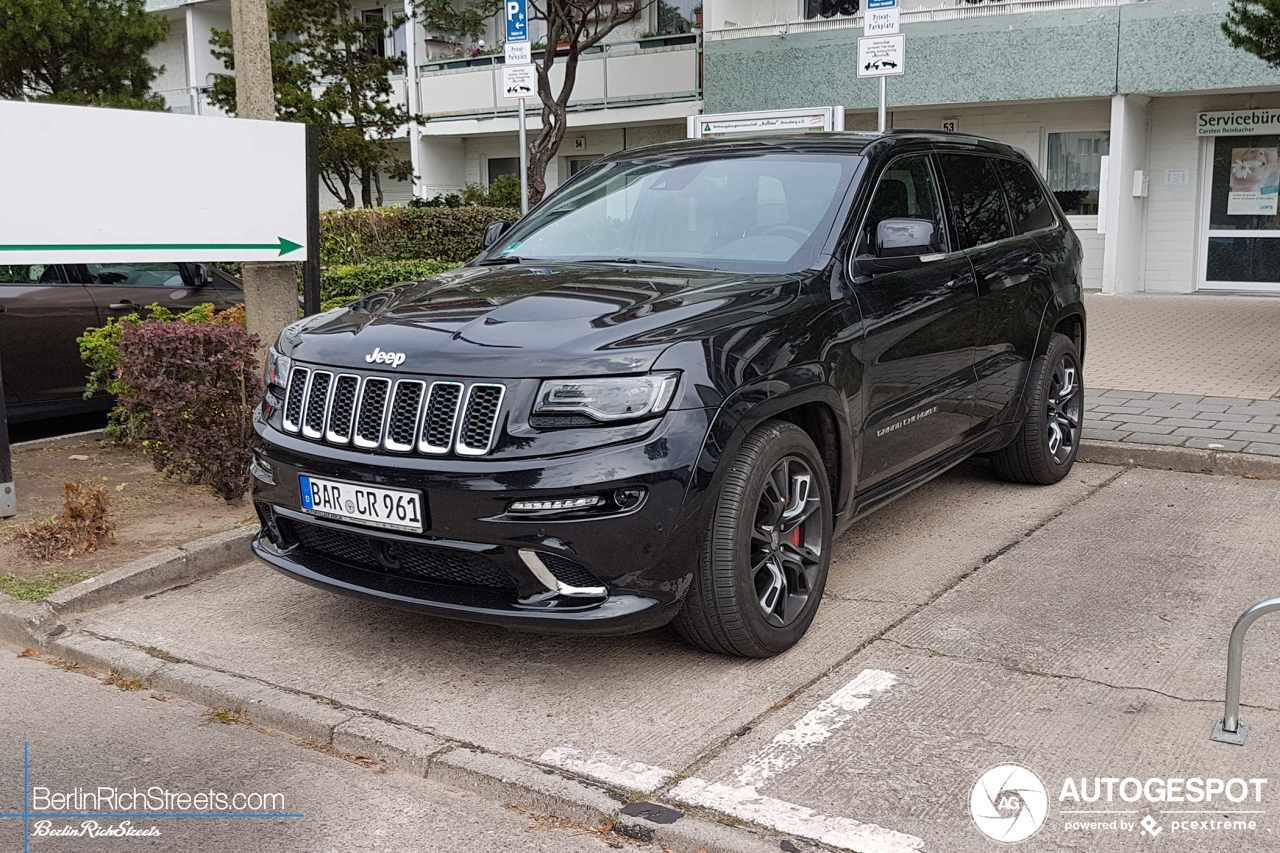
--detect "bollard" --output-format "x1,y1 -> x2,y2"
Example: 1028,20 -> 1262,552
1210,596 -> 1280,745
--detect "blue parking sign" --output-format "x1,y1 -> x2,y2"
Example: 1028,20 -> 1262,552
506,0 -> 528,43
867,0 -> 896,7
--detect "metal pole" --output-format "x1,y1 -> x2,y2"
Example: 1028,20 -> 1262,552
1212,595 -> 1280,745
518,97 -> 529,215
0,348 -> 14,518
878,76 -> 886,132
303,124 -> 322,316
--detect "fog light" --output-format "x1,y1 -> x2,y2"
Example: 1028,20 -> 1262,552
509,496 -> 603,513
613,488 -> 644,510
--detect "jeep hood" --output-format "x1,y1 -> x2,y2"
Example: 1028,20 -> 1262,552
280,263 -> 800,377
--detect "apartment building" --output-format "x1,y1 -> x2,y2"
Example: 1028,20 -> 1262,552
143,0 -> 703,206
699,0 -> 1280,293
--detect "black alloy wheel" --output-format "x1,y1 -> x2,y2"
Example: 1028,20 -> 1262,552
674,420 -> 833,657
751,456 -> 824,627
990,332 -> 1084,485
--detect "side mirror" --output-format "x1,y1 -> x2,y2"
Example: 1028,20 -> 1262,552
483,221 -> 511,249
876,218 -> 938,258
192,263 -> 212,287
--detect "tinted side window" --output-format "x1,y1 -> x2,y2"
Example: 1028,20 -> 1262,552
996,159 -> 1057,235
859,155 -> 946,254
83,263 -> 186,287
937,154 -> 1012,249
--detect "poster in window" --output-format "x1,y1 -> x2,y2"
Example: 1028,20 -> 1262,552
1227,147 -> 1279,216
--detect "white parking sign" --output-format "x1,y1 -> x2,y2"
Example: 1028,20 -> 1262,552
857,34 -> 905,78
502,64 -> 535,99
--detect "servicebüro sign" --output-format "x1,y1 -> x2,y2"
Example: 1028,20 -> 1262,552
1196,108 -> 1280,136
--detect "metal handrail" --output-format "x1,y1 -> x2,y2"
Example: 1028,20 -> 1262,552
1210,596 -> 1280,745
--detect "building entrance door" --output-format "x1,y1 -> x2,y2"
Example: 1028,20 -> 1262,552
1203,135 -> 1280,292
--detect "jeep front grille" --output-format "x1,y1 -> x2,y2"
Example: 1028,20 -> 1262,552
280,367 -> 505,457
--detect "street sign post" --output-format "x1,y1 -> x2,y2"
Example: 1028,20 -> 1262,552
503,0 -> 531,214
502,64 -> 534,214
857,32 -> 905,132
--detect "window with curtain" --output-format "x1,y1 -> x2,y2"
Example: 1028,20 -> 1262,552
1045,131 -> 1110,216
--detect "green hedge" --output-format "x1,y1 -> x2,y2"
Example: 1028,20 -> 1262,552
321,205 -> 520,265
320,259 -> 462,311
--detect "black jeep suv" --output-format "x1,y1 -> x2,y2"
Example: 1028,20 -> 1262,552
250,132 -> 1085,657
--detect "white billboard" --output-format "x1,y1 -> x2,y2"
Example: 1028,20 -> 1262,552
0,100 -> 307,263
687,107 -> 845,139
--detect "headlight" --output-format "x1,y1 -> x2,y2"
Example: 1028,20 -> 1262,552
264,347 -> 292,401
533,373 -> 679,422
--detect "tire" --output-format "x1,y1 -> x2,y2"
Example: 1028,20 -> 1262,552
990,332 -> 1084,485
673,420 -> 833,658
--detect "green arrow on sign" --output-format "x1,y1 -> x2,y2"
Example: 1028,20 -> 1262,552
0,237 -> 304,257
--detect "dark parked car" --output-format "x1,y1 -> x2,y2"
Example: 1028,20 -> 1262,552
0,262 -> 243,423
250,132 -> 1086,656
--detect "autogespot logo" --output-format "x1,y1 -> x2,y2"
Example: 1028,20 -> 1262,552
970,765 -> 1049,843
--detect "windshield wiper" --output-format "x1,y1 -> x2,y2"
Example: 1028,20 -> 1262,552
579,258 -> 671,266
477,256 -> 522,265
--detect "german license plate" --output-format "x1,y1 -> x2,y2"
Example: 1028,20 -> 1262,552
298,475 -> 424,533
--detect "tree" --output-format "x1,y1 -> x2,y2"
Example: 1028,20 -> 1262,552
524,0 -> 656,205
0,0 -> 168,110
210,0 -> 416,208
1223,0 -> 1280,67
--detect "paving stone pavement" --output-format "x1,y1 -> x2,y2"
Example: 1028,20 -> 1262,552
1084,389 -> 1280,455
1084,291 -> 1280,399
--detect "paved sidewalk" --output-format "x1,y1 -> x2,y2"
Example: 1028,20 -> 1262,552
1084,390 -> 1280,456
1085,292 -> 1280,400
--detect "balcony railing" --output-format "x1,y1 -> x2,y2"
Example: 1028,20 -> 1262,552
708,0 -> 1148,40
418,34 -> 701,120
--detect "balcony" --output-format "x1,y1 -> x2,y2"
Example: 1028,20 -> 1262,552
707,0 -> 1150,40
417,34 -> 701,121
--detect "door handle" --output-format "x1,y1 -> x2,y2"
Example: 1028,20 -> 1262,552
108,301 -> 135,310
944,278 -> 968,291
1021,252 -> 1044,266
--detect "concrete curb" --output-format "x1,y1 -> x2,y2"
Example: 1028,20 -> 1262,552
7,623 -> 792,853
1080,439 -> 1280,479
43,525 -> 259,617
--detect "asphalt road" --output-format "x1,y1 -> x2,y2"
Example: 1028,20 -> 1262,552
0,650 -> 648,853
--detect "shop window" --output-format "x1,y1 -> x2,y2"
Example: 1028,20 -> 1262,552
1206,135 -> 1280,286
1045,131 -> 1109,216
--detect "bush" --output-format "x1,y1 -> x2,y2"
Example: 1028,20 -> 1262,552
461,175 -> 521,209
320,205 -> 519,265
17,481 -> 115,562
115,320 -> 262,502
79,302 -> 247,445
322,259 -> 461,304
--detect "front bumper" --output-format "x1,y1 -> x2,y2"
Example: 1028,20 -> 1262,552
250,406 -> 714,636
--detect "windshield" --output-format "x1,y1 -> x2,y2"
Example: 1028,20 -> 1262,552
489,152 -> 863,273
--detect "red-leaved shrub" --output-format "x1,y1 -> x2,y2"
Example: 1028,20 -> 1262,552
115,320 -> 262,501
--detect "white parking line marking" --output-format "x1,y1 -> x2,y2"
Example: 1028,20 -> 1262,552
734,668 -> 898,788
540,747 -> 674,794
669,777 -> 924,852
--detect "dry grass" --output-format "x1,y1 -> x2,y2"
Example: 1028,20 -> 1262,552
16,480 -> 115,562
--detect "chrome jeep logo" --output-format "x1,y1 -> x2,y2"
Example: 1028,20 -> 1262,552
365,347 -> 406,367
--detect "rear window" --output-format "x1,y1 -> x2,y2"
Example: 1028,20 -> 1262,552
937,154 -> 1013,249
995,159 -> 1057,235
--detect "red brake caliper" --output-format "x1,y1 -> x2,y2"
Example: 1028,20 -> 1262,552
789,525 -> 801,547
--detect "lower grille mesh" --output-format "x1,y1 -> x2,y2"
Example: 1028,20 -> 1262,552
540,553 -> 604,590
285,518 -> 515,590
